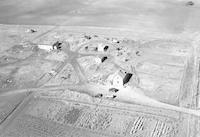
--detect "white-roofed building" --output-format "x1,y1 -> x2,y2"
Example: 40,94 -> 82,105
107,70 -> 124,88
38,44 -> 53,52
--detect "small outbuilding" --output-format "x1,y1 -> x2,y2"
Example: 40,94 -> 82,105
104,45 -> 109,51
101,56 -> 108,63
52,41 -> 62,50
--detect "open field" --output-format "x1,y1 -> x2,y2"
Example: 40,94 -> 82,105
1,0 -> 200,34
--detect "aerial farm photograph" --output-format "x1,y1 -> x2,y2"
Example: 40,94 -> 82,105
0,0 -> 200,137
